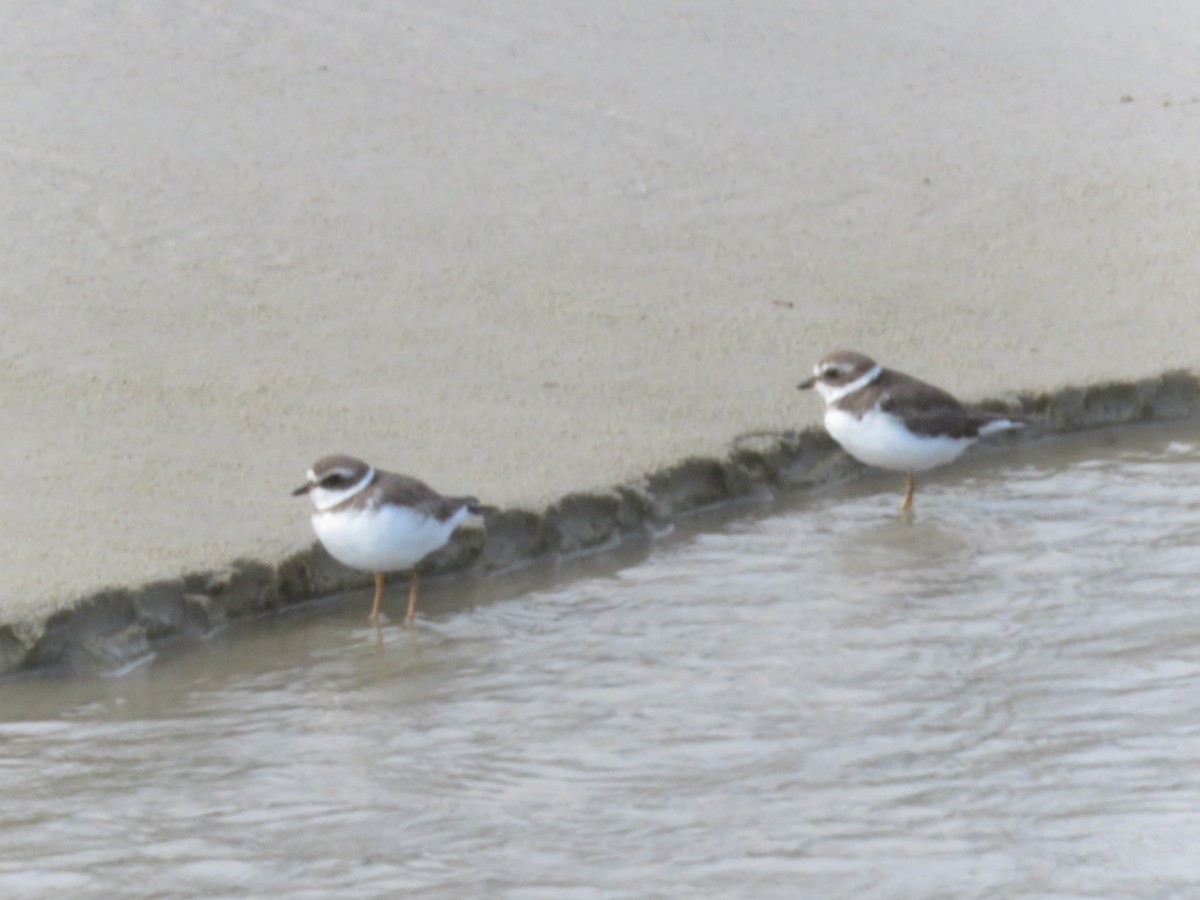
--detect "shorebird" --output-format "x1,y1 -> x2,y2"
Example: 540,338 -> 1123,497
293,454 -> 483,622
799,350 -> 1023,512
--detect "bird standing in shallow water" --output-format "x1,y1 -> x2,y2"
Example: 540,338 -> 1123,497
799,350 -> 1023,513
293,454 -> 483,622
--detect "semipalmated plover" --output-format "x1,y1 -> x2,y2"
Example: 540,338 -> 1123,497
293,454 -> 483,622
799,350 -> 1023,512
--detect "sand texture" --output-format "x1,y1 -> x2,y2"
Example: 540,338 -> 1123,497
3,1 -> 1199,622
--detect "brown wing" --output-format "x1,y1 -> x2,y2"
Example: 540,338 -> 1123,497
876,369 -> 984,439
373,471 -> 480,521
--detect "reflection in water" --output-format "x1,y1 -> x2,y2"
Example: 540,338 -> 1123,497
2,421 -> 1200,898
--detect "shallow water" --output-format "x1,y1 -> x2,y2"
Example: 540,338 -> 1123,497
3,421 -> 1200,898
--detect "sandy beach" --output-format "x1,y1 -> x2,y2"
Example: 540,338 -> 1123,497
3,0 -> 1199,626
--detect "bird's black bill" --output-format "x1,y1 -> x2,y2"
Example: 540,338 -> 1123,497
291,483 -> 313,496
798,377 -> 816,390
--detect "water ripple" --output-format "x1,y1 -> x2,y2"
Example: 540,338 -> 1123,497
1,422 -> 1200,897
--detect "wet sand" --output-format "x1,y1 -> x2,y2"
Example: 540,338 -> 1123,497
3,2 -> 1199,630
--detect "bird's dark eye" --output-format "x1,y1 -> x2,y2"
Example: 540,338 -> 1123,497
321,474 -> 348,488
822,368 -> 840,380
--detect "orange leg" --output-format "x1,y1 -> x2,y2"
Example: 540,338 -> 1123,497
370,571 -> 385,622
900,472 -> 915,513
405,572 -> 420,623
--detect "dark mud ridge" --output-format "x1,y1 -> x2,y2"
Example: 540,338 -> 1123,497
5,370 -> 1199,677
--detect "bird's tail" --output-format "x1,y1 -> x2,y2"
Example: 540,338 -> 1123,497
977,415 -> 1025,437
460,497 -> 498,516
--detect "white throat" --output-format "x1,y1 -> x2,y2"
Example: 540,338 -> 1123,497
309,467 -> 375,512
816,364 -> 882,405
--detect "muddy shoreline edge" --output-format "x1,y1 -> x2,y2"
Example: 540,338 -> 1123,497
8,370 -> 1199,678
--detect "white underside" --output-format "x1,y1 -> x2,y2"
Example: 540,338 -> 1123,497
825,407 -> 973,472
312,503 -> 470,572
